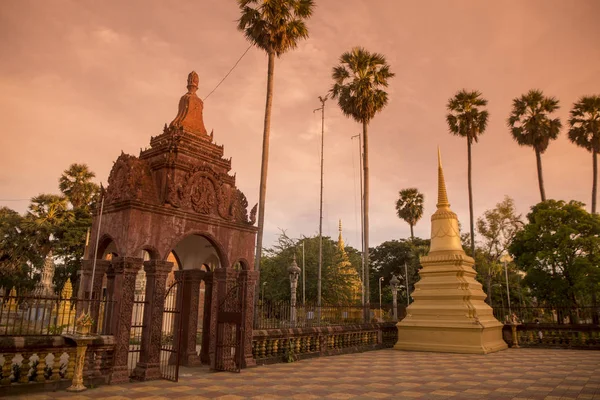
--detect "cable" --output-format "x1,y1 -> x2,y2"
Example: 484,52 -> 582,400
203,44 -> 253,101
0,199 -> 30,201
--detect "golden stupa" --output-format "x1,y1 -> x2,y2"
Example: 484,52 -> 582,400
394,149 -> 507,354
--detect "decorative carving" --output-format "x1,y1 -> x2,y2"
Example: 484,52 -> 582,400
166,172 -> 185,208
188,174 -> 216,214
230,189 -> 249,223
249,203 -> 258,225
217,183 -> 232,219
105,153 -> 158,204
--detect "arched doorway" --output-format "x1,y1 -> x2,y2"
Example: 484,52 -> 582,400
162,234 -> 222,369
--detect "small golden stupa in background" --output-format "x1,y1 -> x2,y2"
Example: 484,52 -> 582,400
394,149 -> 507,354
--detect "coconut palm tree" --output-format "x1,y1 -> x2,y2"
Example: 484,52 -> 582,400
507,89 -> 562,202
446,90 -> 489,257
331,47 -> 395,305
568,95 -> 600,213
395,188 -> 424,240
237,0 -> 315,272
59,163 -> 99,210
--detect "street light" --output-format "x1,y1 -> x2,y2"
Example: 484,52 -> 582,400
500,254 -> 513,317
389,275 -> 402,321
379,277 -> 384,316
288,255 -> 301,327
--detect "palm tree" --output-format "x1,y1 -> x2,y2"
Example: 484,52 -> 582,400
446,90 -> 489,257
568,95 -> 600,213
331,47 -> 395,306
237,0 -> 315,273
395,188 -> 424,240
23,194 -> 73,257
507,89 -> 562,202
59,163 -> 99,210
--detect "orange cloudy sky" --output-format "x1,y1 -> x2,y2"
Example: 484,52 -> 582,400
1,0 -> 599,250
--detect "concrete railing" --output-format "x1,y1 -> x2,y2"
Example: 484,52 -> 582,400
0,335 -> 115,397
252,322 -> 398,365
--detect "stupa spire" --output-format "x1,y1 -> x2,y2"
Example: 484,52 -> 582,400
429,148 -> 463,254
337,219 -> 345,251
437,147 -> 450,209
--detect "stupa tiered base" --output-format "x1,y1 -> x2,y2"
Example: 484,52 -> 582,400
394,150 -> 507,354
394,259 -> 506,354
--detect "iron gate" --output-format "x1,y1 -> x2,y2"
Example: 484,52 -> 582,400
128,293 -> 146,377
214,274 -> 247,372
160,279 -> 184,381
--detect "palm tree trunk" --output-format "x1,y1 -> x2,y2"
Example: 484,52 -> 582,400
410,224 -> 414,240
592,150 -> 597,214
254,51 -> 275,273
535,148 -> 546,202
467,139 -> 475,257
362,120 -> 370,314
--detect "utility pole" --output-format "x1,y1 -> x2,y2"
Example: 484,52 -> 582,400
314,95 -> 328,316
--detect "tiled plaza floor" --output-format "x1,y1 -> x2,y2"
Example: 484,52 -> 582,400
11,348 -> 600,400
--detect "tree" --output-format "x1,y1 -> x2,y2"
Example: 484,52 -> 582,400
475,196 -> 523,305
369,238 -> 429,306
509,200 -> 600,321
395,188 -> 424,240
59,163 -> 99,210
446,90 -> 489,257
507,89 -> 562,202
0,207 -> 42,290
568,95 -> 600,214
237,0 -> 315,273
331,47 -> 395,306
259,231 -> 362,303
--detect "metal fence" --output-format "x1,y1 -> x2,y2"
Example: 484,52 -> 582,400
0,293 -> 114,336
254,301 -> 406,329
493,306 -> 600,325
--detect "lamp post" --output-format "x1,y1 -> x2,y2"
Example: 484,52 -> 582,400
288,255 -> 301,328
389,275 -> 400,321
500,254 -> 513,317
404,262 -> 410,306
378,277 -> 384,316
301,241 -> 306,305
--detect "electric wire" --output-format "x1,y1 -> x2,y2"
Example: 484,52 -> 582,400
203,44 -> 253,101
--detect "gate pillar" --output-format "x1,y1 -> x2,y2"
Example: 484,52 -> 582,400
200,271 -> 213,365
108,257 -> 143,384
132,260 -> 173,381
80,260 -> 110,333
239,269 -> 259,368
174,269 -> 204,367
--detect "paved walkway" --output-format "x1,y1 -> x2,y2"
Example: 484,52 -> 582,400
14,348 -> 600,400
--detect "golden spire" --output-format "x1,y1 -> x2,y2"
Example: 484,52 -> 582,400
429,147 -> 463,254
337,219 -> 345,251
437,147 -> 450,209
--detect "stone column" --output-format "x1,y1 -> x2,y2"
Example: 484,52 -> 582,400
132,260 -> 173,381
200,272 -> 213,365
104,263 -> 117,335
81,260 -> 110,334
240,269 -> 259,368
178,269 -> 204,367
108,257 -> 143,384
